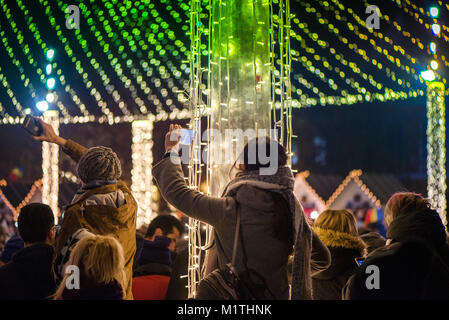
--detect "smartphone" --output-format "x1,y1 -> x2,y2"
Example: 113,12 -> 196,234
179,128 -> 194,145
355,257 -> 365,267
22,115 -> 43,136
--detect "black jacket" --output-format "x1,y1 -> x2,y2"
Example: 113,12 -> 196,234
61,280 -> 124,300
0,243 -> 56,300
165,247 -> 188,300
346,209 -> 449,300
312,247 -> 360,300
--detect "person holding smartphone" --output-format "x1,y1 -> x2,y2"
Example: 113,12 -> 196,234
152,124 -> 331,300
311,209 -> 367,300
30,117 -> 138,300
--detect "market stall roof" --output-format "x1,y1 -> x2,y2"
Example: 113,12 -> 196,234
326,169 -> 408,208
304,171 -> 344,203
0,179 -> 42,218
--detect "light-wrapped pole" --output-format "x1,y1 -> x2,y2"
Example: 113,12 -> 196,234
131,119 -> 156,229
426,81 -> 447,226
42,110 -> 59,224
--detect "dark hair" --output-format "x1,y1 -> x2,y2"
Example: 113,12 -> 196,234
18,203 -> 54,243
360,232 -> 386,255
232,137 -> 288,174
145,214 -> 185,238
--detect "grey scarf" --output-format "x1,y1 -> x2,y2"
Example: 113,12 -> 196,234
222,166 -> 313,300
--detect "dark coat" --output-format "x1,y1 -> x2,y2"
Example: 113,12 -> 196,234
61,279 -> 124,300
137,237 -> 173,267
132,237 -> 173,300
0,236 -> 24,263
165,247 -> 189,300
55,139 -> 137,300
312,247 -> 360,300
0,243 -> 56,300
345,209 -> 449,300
153,157 -> 331,300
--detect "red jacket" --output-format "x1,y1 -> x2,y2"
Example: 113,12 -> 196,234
132,275 -> 170,300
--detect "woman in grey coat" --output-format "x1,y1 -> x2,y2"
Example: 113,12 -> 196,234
152,125 -> 331,299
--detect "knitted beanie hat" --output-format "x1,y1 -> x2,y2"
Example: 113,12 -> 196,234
77,146 -> 122,183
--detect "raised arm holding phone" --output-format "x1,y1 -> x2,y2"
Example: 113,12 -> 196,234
153,124 -> 331,300
25,116 -> 137,300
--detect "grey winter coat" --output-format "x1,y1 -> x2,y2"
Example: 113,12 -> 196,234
152,157 -> 331,299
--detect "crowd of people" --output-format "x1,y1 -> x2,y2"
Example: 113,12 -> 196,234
0,119 -> 449,300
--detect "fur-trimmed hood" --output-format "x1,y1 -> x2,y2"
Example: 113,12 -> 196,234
313,227 -> 367,253
312,227 -> 366,283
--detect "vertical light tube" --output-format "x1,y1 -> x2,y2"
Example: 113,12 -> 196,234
131,119 -> 156,229
42,110 -> 59,224
186,0 -> 293,297
187,0 -> 210,298
209,0 -> 272,196
427,81 -> 447,226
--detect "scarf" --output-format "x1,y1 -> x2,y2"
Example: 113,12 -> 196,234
72,179 -> 117,201
71,179 -> 125,208
138,236 -> 173,267
222,166 -> 313,300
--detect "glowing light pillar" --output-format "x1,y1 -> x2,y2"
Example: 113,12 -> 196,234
131,119 -> 156,229
209,0 -> 272,196
186,0 -> 211,298
42,110 -> 59,224
187,0 -> 292,297
426,81 -> 447,226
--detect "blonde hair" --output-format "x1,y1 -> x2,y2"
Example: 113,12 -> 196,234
314,209 -> 359,236
313,209 -> 366,253
384,192 -> 431,227
53,235 -> 126,300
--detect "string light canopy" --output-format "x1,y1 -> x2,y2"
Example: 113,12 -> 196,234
0,0 -> 447,125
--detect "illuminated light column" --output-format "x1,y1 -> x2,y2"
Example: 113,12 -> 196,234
426,81 -> 447,226
186,0 -> 293,297
209,0 -> 272,196
42,110 -> 59,224
186,0 -> 210,298
131,119 -> 156,229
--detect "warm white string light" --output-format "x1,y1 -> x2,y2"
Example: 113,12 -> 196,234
131,119 -> 156,229
426,81 -> 447,226
42,110 -> 60,224
186,0 -> 210,298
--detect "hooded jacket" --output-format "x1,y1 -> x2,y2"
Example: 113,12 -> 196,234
312,227 -> 366,300
152,156 -> 331,300
53,139 -> 137,300
0,243 -> 56,300
345,209 -> 449,300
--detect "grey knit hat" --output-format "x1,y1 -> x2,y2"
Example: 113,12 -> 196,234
77,146 -> 122,183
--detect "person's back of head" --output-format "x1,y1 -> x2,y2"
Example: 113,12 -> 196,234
384,192 -> 431,227
384,192 -> 447,248
360,232 -> 386,255
233,136 -> 288,176
313,209 -> 366,253
77,146 -> 122,184
54,234 -> 126,300
18,203 -> 55,246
